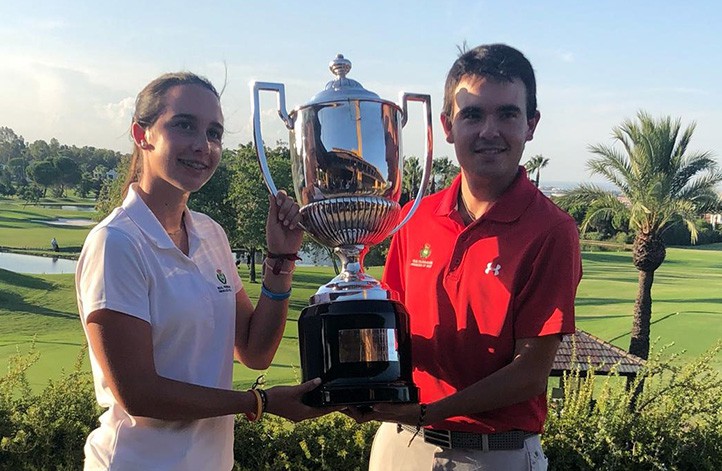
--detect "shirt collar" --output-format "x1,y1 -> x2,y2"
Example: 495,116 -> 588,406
433,166 -> 537,223
122,184 -> 205,249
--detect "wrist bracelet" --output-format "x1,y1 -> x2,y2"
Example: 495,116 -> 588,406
264,259 -> 296,275
408,403 -> 427,447
265,252 -> 301,275
258,388 -> 268,413
417,403 -> 427,427
266,252 -> 302,260
260,283 -> 292,301
245,389 -> 263,422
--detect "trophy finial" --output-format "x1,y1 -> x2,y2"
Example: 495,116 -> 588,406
330,54 -> 352,79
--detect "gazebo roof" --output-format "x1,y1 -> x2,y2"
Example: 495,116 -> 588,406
551,329 -> 646,377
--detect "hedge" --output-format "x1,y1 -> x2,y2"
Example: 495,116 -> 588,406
2,343 -> 721,470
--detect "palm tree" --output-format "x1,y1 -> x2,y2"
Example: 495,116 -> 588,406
524,154 -> 549,187
401,156 -> 422,206
430,156 -> 460,193
559,111 -> 722,360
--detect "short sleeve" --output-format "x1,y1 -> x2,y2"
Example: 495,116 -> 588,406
513,219 -> 581,338
77,227 -> 151,323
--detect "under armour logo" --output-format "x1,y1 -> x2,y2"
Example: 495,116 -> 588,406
485,263 -> 501,276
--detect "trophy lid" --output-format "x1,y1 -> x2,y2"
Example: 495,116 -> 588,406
306,54 -> 382,105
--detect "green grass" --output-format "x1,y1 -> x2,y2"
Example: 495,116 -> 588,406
575,245 -> 722,370
1,195 -> 721,389
0,265 -> 382,390
0,196 -> 96,255
3,249 -> 721,391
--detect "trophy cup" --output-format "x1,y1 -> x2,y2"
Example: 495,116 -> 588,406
251,54 -> 432,406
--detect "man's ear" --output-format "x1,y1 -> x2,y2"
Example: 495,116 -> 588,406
440,113 -> 454,144
525,110 -> 541,142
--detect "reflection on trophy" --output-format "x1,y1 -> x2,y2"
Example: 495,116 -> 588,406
251,54 -> 432,406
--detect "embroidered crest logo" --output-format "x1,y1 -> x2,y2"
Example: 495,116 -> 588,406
485,262 -> 501,276
411,243 -> 433,268
216,269 -> 227,285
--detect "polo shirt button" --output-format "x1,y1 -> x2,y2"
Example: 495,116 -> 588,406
452,257 -> 461,265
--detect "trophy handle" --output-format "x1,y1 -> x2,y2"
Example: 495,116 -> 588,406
250,81 -> 294,196
389,93 -> 433,235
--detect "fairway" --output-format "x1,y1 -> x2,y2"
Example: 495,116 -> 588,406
0,197 -> 96,255
2,197 -> 722,388
575,246 -> 722,369
2,246 -> 722,390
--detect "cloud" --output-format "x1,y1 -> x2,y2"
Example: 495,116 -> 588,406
98,97 -> 135,127
0,51 -> 136,150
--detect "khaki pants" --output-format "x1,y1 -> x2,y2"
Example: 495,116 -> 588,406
368,422 -> 548,471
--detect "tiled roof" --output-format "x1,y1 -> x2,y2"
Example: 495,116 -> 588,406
551,329 -> 645,377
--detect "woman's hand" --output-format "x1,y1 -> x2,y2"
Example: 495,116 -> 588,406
266,190 -> 303,254
265,378 -> 341,422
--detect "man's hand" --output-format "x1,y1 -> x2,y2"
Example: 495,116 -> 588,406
344,402 -> 422,426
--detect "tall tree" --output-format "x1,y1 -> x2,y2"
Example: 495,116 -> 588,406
558,111 -> 722,359
524,154 -> 549,187
7,157 -> 27,183
52,156 -> 81,197
27,139 -> 52,161
400,156 -> 422,206
95,156 -> 130,219
0,127 -> 26,164
189,157 -> 238,244
26,160 -> 56,196
429,156 -> 460,193
227,143 -> 293,283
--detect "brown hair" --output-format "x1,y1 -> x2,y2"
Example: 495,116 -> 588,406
122,72 -> 220,197
441,44 -> 537,121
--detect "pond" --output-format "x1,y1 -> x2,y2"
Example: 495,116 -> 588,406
0,252 -> 77,275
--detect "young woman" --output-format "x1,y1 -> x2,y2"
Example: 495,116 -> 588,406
76,72 -> 325,470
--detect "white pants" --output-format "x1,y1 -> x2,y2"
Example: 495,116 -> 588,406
368,422 -> 548,471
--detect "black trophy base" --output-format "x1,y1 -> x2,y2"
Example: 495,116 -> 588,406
298,299 -> 418,408
303,382 -> 418,408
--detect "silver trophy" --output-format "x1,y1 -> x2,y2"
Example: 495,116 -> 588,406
251,54 -> 431,406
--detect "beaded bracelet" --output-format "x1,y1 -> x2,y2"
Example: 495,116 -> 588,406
260,283 -> 292,301
258,388 -> 268,414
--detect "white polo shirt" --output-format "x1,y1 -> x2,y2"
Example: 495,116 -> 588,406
76,184 -> 243,470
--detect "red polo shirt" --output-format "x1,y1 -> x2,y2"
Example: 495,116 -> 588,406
383,167 -> 581,434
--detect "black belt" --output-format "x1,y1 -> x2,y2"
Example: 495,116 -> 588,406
398,424 -> 536,451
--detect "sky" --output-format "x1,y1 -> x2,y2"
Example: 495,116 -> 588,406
1,0 -> 721,185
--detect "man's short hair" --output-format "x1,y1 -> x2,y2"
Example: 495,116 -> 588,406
441,44 -> 537,120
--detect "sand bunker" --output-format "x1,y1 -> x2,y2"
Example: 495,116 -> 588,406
33,218 -> 96,227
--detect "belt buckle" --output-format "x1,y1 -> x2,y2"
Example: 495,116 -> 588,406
422,428 -> 453,448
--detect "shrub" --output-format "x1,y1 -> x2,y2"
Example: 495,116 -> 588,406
3,343 -> 721,470
544,342 -> 722,470
0,346 -> 377,470
233,413 -> 378,470
0,345 -> 101,471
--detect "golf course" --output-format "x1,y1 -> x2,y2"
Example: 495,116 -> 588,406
2,197 -> 721,391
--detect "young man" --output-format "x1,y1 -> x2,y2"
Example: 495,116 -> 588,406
356,44 -> 582,470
